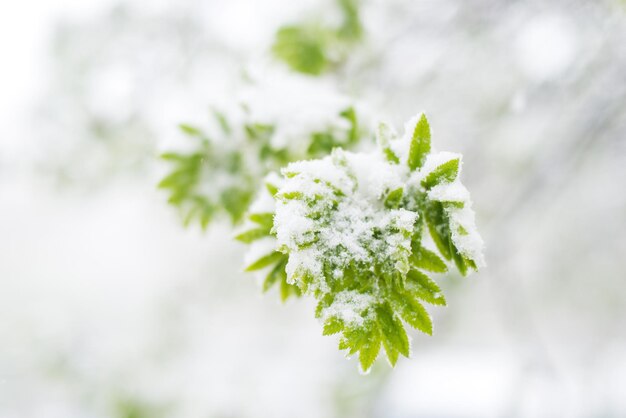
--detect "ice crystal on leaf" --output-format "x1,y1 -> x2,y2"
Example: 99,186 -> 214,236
238,113 -> 484,372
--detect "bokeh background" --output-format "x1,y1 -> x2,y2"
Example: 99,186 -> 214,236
1,0 -> 626,417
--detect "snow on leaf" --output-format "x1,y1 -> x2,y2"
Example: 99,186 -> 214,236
241,113 -> 484,371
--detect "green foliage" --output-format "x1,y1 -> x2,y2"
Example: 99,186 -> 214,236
114,398 -> 165,418
378,122 -> 400,164
241,114 -> 484,372
273,26 -> 329,75
160,0 -> 365,228
272,0 -> 363,75
407,113 -> 431,171
158,121 -> 253,227
336,0 -> 363,41
159,107 -> 361,229
422,158 -> 459,189
163,106 -> 483,375
235,177 -> 302,300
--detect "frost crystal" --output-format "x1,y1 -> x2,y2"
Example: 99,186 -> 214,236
238,113 -> 484,372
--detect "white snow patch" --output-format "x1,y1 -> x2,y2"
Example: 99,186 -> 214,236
446,205 -> 485,268
321,290 -> 377,327
428,180 -> 470,203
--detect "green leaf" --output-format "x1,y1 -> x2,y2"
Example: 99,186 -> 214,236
314,294 -> 334,318
221,187 -> 253,223
422,158 -> 459,189
465,257 -> 478,271
212,109 -> 231,134
158,170 -> 196,189
261,258 -> 300,301
337,0 -> 363,41
178,123 -> 204,137
279,191 -> 304,201
391,291 -> 433,335
340,326 -> 368,356
377,122 -> 400,163
323,317 -> 345,335
340,107 -> 359,146
280,274 -> 300,301
234,228 -> 269,243
308,132 -> 338,156
424,201 -> 453,260
182,206 -> 200,227
450,241 -> 470,276
272,26 -> 328,75
382,337 -> 399,367
249,213 -> 274,230
160,152 -> 187,162
200,207 -> 214,230
245,251 -> 284,272
377,305 -> 410,358
384,187 -> 403,209
266,181 -> 280,197
358,326 -> 382,373
263,260 -> 286,292
245,123 -> 274,141
407,114 -> 431,171
406,270 -> 446,306
411,245 -> 448,273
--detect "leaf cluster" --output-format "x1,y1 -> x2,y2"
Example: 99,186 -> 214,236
159,108 -> 360,229
272,0 -> 363,75
235,180 -> 302,301
240,114 -> 483,372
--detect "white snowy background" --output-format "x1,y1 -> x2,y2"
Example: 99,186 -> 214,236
1,0 -> 625,417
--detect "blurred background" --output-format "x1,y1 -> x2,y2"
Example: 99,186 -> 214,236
1,0 -> 625,417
